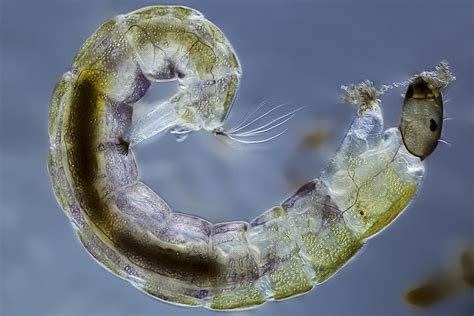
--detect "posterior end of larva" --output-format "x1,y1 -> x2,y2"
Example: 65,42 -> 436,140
215,102 -> 304,145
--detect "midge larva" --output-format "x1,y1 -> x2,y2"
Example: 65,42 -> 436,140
48,5 -> 455,310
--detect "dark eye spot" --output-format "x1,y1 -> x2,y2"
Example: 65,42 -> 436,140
430,119 -> 438,132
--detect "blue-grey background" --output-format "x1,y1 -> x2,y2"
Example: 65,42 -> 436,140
1,0 -> 473,315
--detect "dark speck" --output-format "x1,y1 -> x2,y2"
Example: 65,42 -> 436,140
430,119 -> 438,132
117,137 -> 130,154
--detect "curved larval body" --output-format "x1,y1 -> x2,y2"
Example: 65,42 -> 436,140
48,5 -> 454,310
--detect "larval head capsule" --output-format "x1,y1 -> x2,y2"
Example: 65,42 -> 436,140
400,76 -> 444,160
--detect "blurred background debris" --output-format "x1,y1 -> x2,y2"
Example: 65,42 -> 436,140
404,245 -> 474,308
